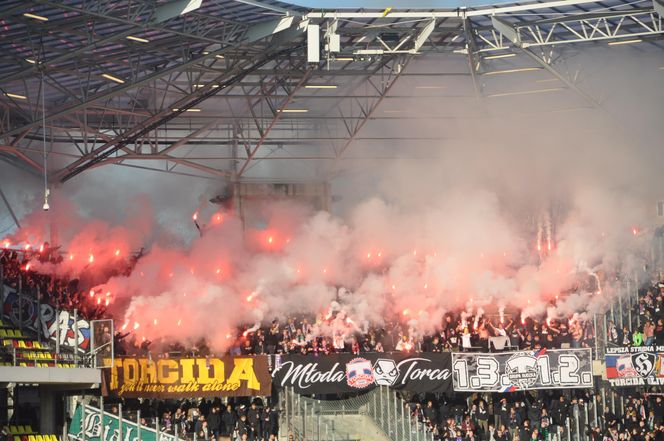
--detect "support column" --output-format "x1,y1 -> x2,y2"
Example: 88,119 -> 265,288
39,386 -> 57,435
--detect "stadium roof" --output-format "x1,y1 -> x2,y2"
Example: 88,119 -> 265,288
0,0 -> 662,182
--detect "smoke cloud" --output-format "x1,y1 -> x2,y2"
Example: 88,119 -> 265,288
1,47 -> 662,352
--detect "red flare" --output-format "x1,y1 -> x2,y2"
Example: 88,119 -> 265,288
134,322 -> 140,330
521,317 -> 526,325
423,283 -> 428,289
214,214 -> 222,223
537,243 -> 541,252
267,236 -> 273,244
24,244 -> 31,250
177,319 -> 182,326
632,227 -> 639,236
377,251 -> 382,258
366,252 -> 371,259
39,244 -> 44,253
404,342 -> 413,351
412,250 -> 417,256
89,290 -> 95,298
96,298 -> 101,305
216,268 -> 221,275
105,299 -> 110,306
322,268 -> 327,273
192,212 -> 198,221
391,284 -> 396,290
546,317 -> 552,326
402,309 -> 409,316
3,240 -> 10,248
153,318 -> 158,325
105,291 -> 111,297
25,263 -> 31,271
88,254 -> 94,263
226,333 -> 232,339
121,322 -> 128,331
242,330 -> 249,337
115,249 -> 120,256
69,254 -> 74,261
246,294 -> 253,302
547,240 -> 552,251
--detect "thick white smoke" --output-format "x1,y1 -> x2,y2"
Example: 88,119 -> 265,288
1,47 -> 662,352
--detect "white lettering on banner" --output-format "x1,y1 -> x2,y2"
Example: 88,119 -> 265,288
606,346 -> 664,354
397,358 -> 451,384
275,357 -> 451,390
79,410 -> 144,441
276,361 -> 345,389
452,349 -> 592,391
45,309 -> 90,348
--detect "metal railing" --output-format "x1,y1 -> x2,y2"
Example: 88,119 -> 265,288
365,387 -> 434,441
280,387 -> 433,441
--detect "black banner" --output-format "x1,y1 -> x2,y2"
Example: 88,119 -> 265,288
452,348 -> 593,392
271,352 -> 452,394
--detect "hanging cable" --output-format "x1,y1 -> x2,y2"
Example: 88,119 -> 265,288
41,57 -> 49,211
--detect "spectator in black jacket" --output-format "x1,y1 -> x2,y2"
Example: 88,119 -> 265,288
237,413 -> 250,440
261,406 -> 279,441
207,406 -> 222,439
247,401 -> 262,437
221,403 -> 237,440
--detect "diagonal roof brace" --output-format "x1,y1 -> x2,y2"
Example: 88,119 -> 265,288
491,16 -> 521,46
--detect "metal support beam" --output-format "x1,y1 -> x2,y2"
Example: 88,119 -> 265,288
487,8 -> 663,50
59,44 -> 304,182
0,187 -> 21,229
0,49 -> 229,140
463,18 -> 484,99
519,47 -> 602,108
236,69 -> 314,177
333,56 -> 413,163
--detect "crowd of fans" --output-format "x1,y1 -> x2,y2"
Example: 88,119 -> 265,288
406,391 -> 664,441
4,246 -> 663,359
0,248 -> 109,322
606,281 -> 664,347
219,312 -> 597,357
100,398 -> 279,441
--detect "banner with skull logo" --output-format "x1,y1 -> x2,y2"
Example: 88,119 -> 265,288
452,348 -> 593,392
270,352 -> 453,395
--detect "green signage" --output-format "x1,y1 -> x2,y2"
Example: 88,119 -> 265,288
68,404 -> 177,441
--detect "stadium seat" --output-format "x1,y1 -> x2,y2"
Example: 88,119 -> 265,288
9,426 -> 18,434
0,329 -> 7,338
34,435 -> 43,441
28,436 -> 36,441
13,436 -> 20,441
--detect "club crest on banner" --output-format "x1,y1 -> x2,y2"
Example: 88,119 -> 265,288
631,353 -> 656,378
346,357 -> 374,389
505,352 -> 539,389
